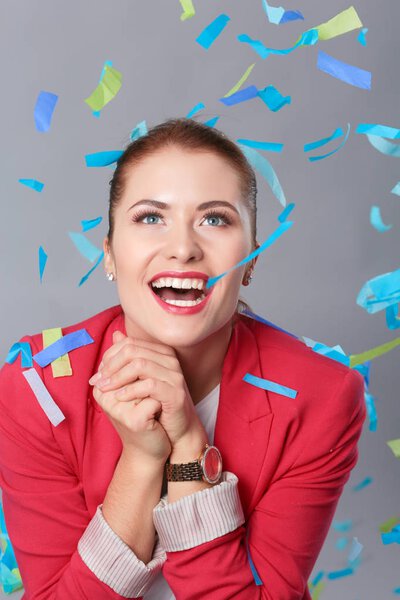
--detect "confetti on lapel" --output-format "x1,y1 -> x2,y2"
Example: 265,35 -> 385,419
79,251 -> 104,286
5,342 -> 33,367
219,85 -> 259,106
237,138 -> 284,153
238,144 -> 286,206
243,372 -> 298,399
68,232 -> 103,263
22,368 -> 65,426
258,85 -> 291,111
224,63 -> 256,98
84,65 -> 122,112
196,14 -> 230,49
18,179 -> 44,192
317,50 -> 372,90
179,0 -> 195,21
42,328 -> 72,378
81,217 -> 102,232
370,206 -> 393,232
33,328 -> 94,367
38,246 -> 47,283
85,150 -> 123,167
34,91 -> 58,132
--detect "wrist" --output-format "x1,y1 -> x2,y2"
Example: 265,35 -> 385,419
169,433 -> 209,464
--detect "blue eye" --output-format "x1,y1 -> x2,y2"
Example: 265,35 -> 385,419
130,209 -> 232,226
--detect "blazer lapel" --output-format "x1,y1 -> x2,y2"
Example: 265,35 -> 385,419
214,315 -> 274,517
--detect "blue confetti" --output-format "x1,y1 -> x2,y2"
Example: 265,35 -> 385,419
196,14 -> 230,49
34,91 -> 58,132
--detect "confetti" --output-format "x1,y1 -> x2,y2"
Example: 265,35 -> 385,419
243,372 -> 298,398
22,368 -> 65,426
33,329 -> 94,367
18,178 -> 44,192
186,102 -> 205,118
327,567 -> 354,579
365,134 -> 400,157
42,328 -> 72,378
238,29 -> 318,59
224,63 -> 256,97
304,127 -> 344,152
258,85 -> 291,111
310,6 -> 362,41
356,123 -> 400,138
279,10 -> 304,24
352,476 -> 373,491
356,268 -> 400,315
38,246 -> 47,283
68,232 -> 103,263
34,91 -> 58,132
130,119 -> 148,141
278,203 -> 295,222
350,337 -> 400,367
196,14 -> 230,49
92,60 -> 113,117
81,217 -> 103,232
85,150 -> 123,167
179,0 -> 195,21
386,303 -> 400,330
79,251 -> 104,287
358,27 -> 368,46
370,206 -> 393,232
348,536 -> 363,561
238,144 -> 286,206
306,123 -> 351,161
219,85 -> 259,106
5,342 -> 33,368
317,50 -> 372,89
387,439 -> 400,459
391,182 -> 400,196
333,520 -> 353,532
84,65 -> 122,112
236,138 -> 283,152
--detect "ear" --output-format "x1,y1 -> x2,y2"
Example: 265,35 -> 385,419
103,237 -> 116,273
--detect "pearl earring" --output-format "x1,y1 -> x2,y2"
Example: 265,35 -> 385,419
106,272 -> 115,281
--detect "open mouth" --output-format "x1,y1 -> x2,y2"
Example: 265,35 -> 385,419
148,283 -> 207,306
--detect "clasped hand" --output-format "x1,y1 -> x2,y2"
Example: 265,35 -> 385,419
89,330 -> 206,463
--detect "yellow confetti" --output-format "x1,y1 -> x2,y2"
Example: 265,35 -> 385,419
311,6 -> 362,41
311,580 -> 326,599
379,516 -> 400,533
224,63 -> 256,97
387,438 -> 400,459
42,328 -> 73,378
349,336 -> 400,367
180,0 -> 195,21
84,65 -> 122,112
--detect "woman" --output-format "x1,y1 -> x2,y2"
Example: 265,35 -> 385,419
0,118 -> 366,599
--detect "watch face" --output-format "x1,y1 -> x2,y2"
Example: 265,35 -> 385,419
203,446 -> 222,483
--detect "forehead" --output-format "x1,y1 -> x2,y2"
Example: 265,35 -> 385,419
121,146 -> 242,201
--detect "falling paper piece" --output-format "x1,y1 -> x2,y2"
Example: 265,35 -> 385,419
365,391 -> 378,431
196,14 -> 230,49
130,120 -> 148,141
370,206 -> 393,232
237,138 -> 284,152
310,6 -> 363,41
243,372 -> 297,398
180,0 -> 195,21
38,246 -> 47,283
327,567 -> 354,579
206,221 -> 293,288
18,178 -> 44,192
33,329 -> 94,367
302,337 -> 350,366
42,328 -> 72,378
79,251 -> 104,286
356,268 -> 400,315
279,10 -> 304,24
348,537 -> 363,561
219,85 -> 259,106
386,303 -> 400,330
379,516 -> 400,533
278,203 -> 295,222
239,144 -> 286,206
34,91 -> 58,132
92,60 -> 113,117
0,502 -> 23,593
258,85 -> 291,111
186,102 -> 205,118
381,525 -> 400,545
365,134 -> 400,157
304,127 -> 344,152
307,124 -> 351,161
238,29 -> 318,59
84,65 -> 122,112
310,580 -> 325,599
353,476 -> 373,491
69,232 -> 103,263
391,182 -> 400,196
224,63 -> 256,97
22,368 -> 65,426
5,342 -> 33,367
387,439 -> 400,459
335,537 -> 348,550
333,520 -> 353,532
261,0 -> 284,24
358,27 -> 368,46
203,116 -> 220,127
356,123 -> 400,138
350,337 -> 400,367
81,216 -> 103,232
85,150 -> 123,167
317,50 -> 371,89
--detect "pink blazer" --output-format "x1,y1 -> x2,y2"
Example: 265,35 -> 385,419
0,304 -> 366,599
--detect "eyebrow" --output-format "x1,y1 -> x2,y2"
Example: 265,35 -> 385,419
127,199 -> 240,215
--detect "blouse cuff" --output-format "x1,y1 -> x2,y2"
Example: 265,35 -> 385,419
78,504 -> 166,598
153,471 -> 245,552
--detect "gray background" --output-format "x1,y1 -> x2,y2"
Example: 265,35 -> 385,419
1,1 -> 399,598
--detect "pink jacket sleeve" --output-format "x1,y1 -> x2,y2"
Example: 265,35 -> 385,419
151,369 -> 366,599
0,338 -> 165,599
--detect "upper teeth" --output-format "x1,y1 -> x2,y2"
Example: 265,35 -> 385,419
151,277 -> 205,290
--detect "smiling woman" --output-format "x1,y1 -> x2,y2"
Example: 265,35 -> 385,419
0,118 -> 365,600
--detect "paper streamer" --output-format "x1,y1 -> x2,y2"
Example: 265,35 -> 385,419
34,91 -> 58,132
307,123 -> 351,162
5,342 -> 33,368
85,151 -> 123,167
238,144 -> 286,206
79,251 -> 104,286
304,127 -> 343,152
391,182 -> 400,196
38,246 -> 47,283
196,14 -> 230,49
381,525 -> 400,545
224,63 -> 256,97
352,476 -> 373,491
280,10 -> 304,24
302,337 -> 350,366
348,537 -> 363,562
186,102 -> 205,118
219,85 -> 259,106
179,0 -> 195,21
278,203 -> 295,222
206,221 -> 293,289
350,337 -> 400,367
203,116 -> 220,127
238,29 -> 318,59
356,123 -> 400,139
22,368 -> 65,426
92,60 -> 113,117
365,392 -> 378,431
370,206 -> 393,232
357,268 -> 400,315
237,138 -> 283,152
387,439 -> 400,459
327,567 -> 354,579
258,85 -> 291,111
311,6 -> 363,41
84,65 -> 122,112
33,329 -> 94,367
243,372 -> 297,398
333,520 -> 353,532
386,303 -> 400,330
42,328 -> 72,378
317,50 -> 371,90
379,516 -> 400,533
335,537 -> 348,550
365,134 -> 400,157
130,119 -> 148,141
69,232 -> 103,263
261,0 -> 284,25
358,27 -> 368,46
309,580 -> 326,599
18,178 -> 44,192
81,217 -> 102,232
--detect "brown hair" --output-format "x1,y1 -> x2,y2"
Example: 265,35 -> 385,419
108,117 -> 257,314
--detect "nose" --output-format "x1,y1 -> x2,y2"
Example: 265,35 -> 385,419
164,222 -> 203,262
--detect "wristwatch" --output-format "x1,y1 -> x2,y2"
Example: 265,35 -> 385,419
166,443 -> 223,485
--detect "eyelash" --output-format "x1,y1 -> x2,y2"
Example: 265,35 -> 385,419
130,209 -> 233,226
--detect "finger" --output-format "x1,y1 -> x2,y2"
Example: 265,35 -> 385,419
94,387 -> 162,430
99,332 -> 176,370
114,377 -> 171,404
99,343 -> 180,379
95,357 -> 183,393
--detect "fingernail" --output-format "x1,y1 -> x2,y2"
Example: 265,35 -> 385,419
96,377 -> 111,388
89,372 -> 102,385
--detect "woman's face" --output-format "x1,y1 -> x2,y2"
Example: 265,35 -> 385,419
104,146 -> 256,348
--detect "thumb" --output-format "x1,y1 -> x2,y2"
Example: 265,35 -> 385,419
113,330 -> 126,342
